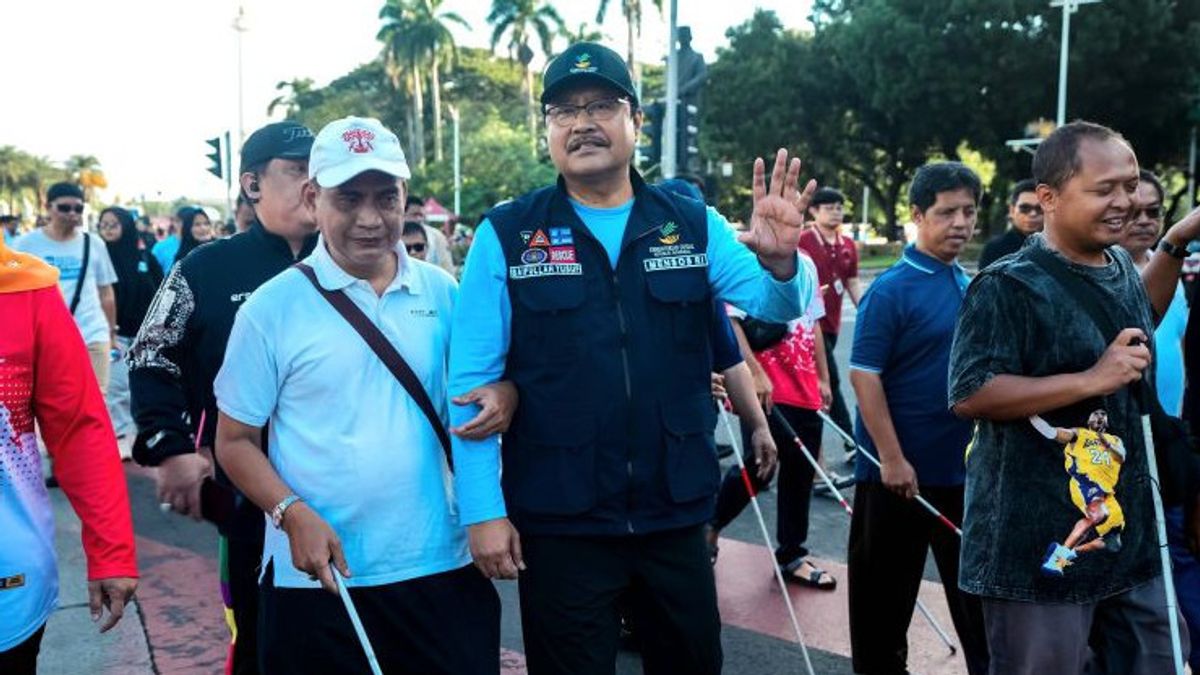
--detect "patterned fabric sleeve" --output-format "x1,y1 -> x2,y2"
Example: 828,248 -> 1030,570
127,265 -> 198,465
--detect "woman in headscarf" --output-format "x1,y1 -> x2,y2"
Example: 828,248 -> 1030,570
173,206 -> 215,265
97,206 -> 162,443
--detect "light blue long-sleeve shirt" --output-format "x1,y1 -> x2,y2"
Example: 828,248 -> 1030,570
448,198 -> 811,526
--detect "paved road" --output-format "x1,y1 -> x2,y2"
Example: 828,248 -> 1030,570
39,298 -> 972,675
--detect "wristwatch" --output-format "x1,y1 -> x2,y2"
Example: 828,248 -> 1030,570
1158,238 -> 1189,259
270,495 -> 302,529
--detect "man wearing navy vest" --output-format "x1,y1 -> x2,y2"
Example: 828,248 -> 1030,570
449,42 -> 815,674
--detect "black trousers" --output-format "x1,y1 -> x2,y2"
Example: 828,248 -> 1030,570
0,624 -> 44,675
848,483 -> 989,675
518,525 -> 722,675
712,404 -> 824,565
227,520 -> 264,675
258,563 -> 500,675
823,331 -> 855,442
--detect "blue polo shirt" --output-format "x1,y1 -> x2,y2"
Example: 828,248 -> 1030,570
849,245 -> 972,487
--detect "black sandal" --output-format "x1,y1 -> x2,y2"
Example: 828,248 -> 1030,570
781,559 -> 837,590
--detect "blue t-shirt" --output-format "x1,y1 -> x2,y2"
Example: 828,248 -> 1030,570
1155,282 -> 1187,417
151,236 -> 180,273
850,245 -> 972,487
711,300 -> 742,372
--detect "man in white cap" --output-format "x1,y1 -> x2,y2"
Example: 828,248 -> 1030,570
214,116 -> 505,673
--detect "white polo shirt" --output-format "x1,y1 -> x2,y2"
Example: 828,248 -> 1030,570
214,236 -> 469,589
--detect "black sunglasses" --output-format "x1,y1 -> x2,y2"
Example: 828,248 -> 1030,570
1016,203 -> 1043,215
1133,206 -> 1164,221
406,242 -> 426,253
54,203 -> 85,214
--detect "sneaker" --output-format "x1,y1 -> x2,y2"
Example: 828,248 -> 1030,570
716,442 -> 734,459
813,471 -> 855,497
1040,543 -> 1075,577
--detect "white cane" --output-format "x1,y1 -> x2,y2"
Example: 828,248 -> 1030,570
718,405 -> 817,675
332,568 -> 384,675
775,409 -> 960,656
1139,412 -> 1186,675
816,410 -> 963,537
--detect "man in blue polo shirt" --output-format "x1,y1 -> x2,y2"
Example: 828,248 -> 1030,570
847,162 -> 989,675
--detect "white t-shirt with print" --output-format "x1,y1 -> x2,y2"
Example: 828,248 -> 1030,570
13,229 -> 117,344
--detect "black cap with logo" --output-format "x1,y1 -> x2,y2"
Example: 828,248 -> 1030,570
540,42 -> 638,108
239,121 -> 315,173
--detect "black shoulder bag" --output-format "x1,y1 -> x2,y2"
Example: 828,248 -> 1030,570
1027,246 -> 1198,507
68,232 -> 91,315
294,263 -> 454,470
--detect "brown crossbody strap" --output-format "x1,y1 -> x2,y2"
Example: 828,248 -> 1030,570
293,263 -> 453,471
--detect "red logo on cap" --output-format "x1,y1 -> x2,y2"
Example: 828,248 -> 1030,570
342,128 -> 375,154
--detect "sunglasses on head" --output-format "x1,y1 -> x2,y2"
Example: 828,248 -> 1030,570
55,203 -> 84,214
406,243 -> 426,253
1016,203 -> 1043,215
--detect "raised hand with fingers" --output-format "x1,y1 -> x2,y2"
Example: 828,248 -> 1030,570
738,148 -> 818,281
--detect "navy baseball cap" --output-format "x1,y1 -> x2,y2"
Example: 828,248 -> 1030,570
239,121 -> 314,173
541,42 -> 638,108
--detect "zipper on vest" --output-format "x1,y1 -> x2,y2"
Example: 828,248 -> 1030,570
612,270 -> 636,534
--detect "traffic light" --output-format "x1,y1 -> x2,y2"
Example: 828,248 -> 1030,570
677,103 -> 700,173
206,136 -> 223,179
638,100 -> 664,169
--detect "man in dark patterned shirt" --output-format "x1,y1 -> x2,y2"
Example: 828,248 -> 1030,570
950,121 -> 1190,673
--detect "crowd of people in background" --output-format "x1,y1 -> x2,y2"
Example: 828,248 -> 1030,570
2,39 -> 1199,675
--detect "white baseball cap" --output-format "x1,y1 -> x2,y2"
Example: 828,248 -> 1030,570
309,116 -> 411,188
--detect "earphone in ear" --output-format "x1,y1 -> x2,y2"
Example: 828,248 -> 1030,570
249,180 -> 260,192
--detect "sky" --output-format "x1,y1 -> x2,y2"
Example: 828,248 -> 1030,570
0,0 -> 814,207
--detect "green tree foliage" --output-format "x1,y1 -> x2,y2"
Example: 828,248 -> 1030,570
0,146 -> 68,213
707,3 -> 1200,237
487,0 -> 567,153
414,113 -> 558,222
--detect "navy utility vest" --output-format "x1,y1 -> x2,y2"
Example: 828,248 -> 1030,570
488,171 -> 719,536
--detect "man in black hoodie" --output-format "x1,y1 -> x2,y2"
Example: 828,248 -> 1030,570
129,121 -> 319,674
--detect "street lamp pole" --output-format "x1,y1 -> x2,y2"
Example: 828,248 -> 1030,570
233,3 -> 248,145
448,104 -> 461,217
1050,0 -> 1100,127
662,0 -> 679,178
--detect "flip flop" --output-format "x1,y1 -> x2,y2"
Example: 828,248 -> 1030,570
781,558 -> 837,590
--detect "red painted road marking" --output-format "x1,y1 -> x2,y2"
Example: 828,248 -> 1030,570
714,537 -> 969,674
135,536 -> 229,674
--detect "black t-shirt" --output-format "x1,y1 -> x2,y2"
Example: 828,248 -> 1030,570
949,234 -> 1158,603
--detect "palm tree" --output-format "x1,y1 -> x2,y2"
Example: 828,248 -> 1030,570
487,0 -> 566,154
65,155 -> 105,203
0,146 -> 26,213
404,0 -> 469,163
378,0 -> 427,165
596,0 -> 662,89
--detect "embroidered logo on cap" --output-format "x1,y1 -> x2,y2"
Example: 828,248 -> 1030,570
342,128 -> 375,154
571,53 -> 597,73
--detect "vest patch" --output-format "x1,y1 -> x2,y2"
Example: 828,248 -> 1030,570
643,254 -> 709,272
0,574 -> 25,591
509,263 -> 583,279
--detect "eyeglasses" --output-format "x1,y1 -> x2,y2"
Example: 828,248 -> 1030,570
405,242 -> 426,254
54,203 -> 85,214
544,97 -> 630,127
98,221 -> 121,230
1133,205 -> 1164,221
1016,204 -> 1043,216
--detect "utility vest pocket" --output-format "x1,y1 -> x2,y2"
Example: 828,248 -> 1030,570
508,411 -> 598,516
645,269 -> 710,354
661,394 -> 720,503
511,277 -> 587,366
